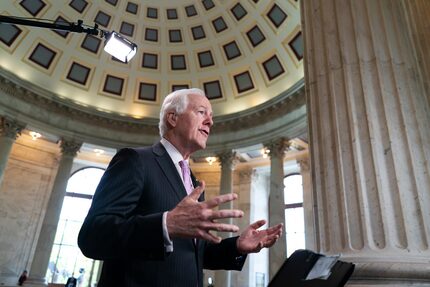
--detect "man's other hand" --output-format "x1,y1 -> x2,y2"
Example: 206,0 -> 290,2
236,220 -> 283,254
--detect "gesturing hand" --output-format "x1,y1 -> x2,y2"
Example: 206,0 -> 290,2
236,220 -> 283,254
166,181 -> 244,244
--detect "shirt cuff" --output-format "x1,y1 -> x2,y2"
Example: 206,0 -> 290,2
163,211 -> 173,252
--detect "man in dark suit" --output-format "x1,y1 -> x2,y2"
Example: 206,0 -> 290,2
78,88 -> 283,287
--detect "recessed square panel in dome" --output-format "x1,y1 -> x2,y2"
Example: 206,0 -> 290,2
69,0 -> 88,13
202,0 -> 215,10
105,0 -> 117,6
204,80 -> 222,100
126,2 -> 138,14
94,11 -> 111,27
20,0 -> 46,16
263,55 -> 285,81
147,7 -> 158,19
185,5 -> 197,17
0,25 -> 22,47
172,84 -> 189,92
234,71 -> 254,93
103,75 -> 124,96
139,83 -> 157,101
231,3 -> 247,21
198,51 -> 214,68
29,43 -> 57,69
223,41 -> 241,60
167,8 -> 178,20
145,28 -> 158,42
289,31 -> 303,60
247,25 -> 266,47
169,29 -> 182,43
212,17 -> 228,33
171,55 -> 186,70
67,62 -> 91,85
267,4 -> 287,28
142,53 -> 158,69
191,26 -> 206,40
81,35 -> 101,54
52,16 -> 70,38
120,22 -> 135,37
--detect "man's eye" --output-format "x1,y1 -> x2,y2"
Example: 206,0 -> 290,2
198,110 -> 205,114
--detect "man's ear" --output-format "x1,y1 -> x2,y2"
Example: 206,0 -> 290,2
166,112 -> 177,128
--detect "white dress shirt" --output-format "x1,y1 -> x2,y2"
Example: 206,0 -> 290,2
160,138 -> 193,252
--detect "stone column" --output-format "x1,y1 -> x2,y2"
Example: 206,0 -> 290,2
234,168 -> 253,287
264,138 -> 288,280
301,0 -> 430,282
27,139 -> 82,286
0,117 -> 25,185
214,150 -> 237,287
297,158 -> 316,251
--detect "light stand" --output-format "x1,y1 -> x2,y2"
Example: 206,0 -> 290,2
0,15 -> 137,63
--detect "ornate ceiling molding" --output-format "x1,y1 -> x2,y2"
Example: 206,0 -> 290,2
0,68 -> 306,150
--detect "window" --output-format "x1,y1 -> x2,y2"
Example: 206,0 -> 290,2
46,167 -> 105,286
284,174 -> 305,257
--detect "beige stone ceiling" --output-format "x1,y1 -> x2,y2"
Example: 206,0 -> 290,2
0,0 -> 303,120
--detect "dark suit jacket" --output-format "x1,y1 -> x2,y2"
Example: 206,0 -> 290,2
78,143 -> 246,287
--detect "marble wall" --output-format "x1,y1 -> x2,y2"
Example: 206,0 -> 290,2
0,136 -> 59,286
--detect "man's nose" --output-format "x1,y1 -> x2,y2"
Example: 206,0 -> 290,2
205,115 -> 213,127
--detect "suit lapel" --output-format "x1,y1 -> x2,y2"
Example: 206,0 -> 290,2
154,143 -> 203,251
153,142 -> 188,200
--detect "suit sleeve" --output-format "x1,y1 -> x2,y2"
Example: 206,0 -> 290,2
78,148 -> 166,260
203,236 -> 247,270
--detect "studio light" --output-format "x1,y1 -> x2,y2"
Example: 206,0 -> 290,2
103,32 -> 137,63
0,16 -> 138,63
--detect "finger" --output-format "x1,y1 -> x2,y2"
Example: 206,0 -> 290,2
210,209 -> 244,220
262,234 -> 280,246
263,223 -> 283,234
203,193 -> 238,209
188,180 -> 205,200
197,230 -> 222,243
267,223 -> 283,235
249,219 -> 266,230
263,237 -> 279,248
202,222 -> 240,233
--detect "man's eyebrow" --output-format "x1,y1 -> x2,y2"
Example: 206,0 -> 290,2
197,106 -> 210,111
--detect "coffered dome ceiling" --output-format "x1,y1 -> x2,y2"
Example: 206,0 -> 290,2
0,0 -> 303,120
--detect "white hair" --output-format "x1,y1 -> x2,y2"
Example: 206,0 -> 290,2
159,88 -> 206,137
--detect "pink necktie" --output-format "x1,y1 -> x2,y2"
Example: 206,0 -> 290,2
179,160 -> 193,195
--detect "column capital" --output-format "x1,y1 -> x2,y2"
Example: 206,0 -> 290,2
217,150 -> 239,170
239,168 -> 254,182
264,137 -> 289,159
0,116 -> 26,140
297,158 -> 310,172
60,138 -> 82,157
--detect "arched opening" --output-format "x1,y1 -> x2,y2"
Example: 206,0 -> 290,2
46,167 -> 105,286
283,173 -> 305,256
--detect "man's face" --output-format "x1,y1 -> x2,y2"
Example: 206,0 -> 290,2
174,93 -> 213,155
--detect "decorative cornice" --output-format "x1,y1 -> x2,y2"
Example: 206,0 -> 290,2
212,80 -> 305,133
0,76 -> 158,133
0,69 -> 306,149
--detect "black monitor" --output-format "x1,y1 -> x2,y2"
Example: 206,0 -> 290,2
268,249 -> 355,287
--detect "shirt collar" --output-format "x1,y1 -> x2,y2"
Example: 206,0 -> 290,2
160,137 -> 187,164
